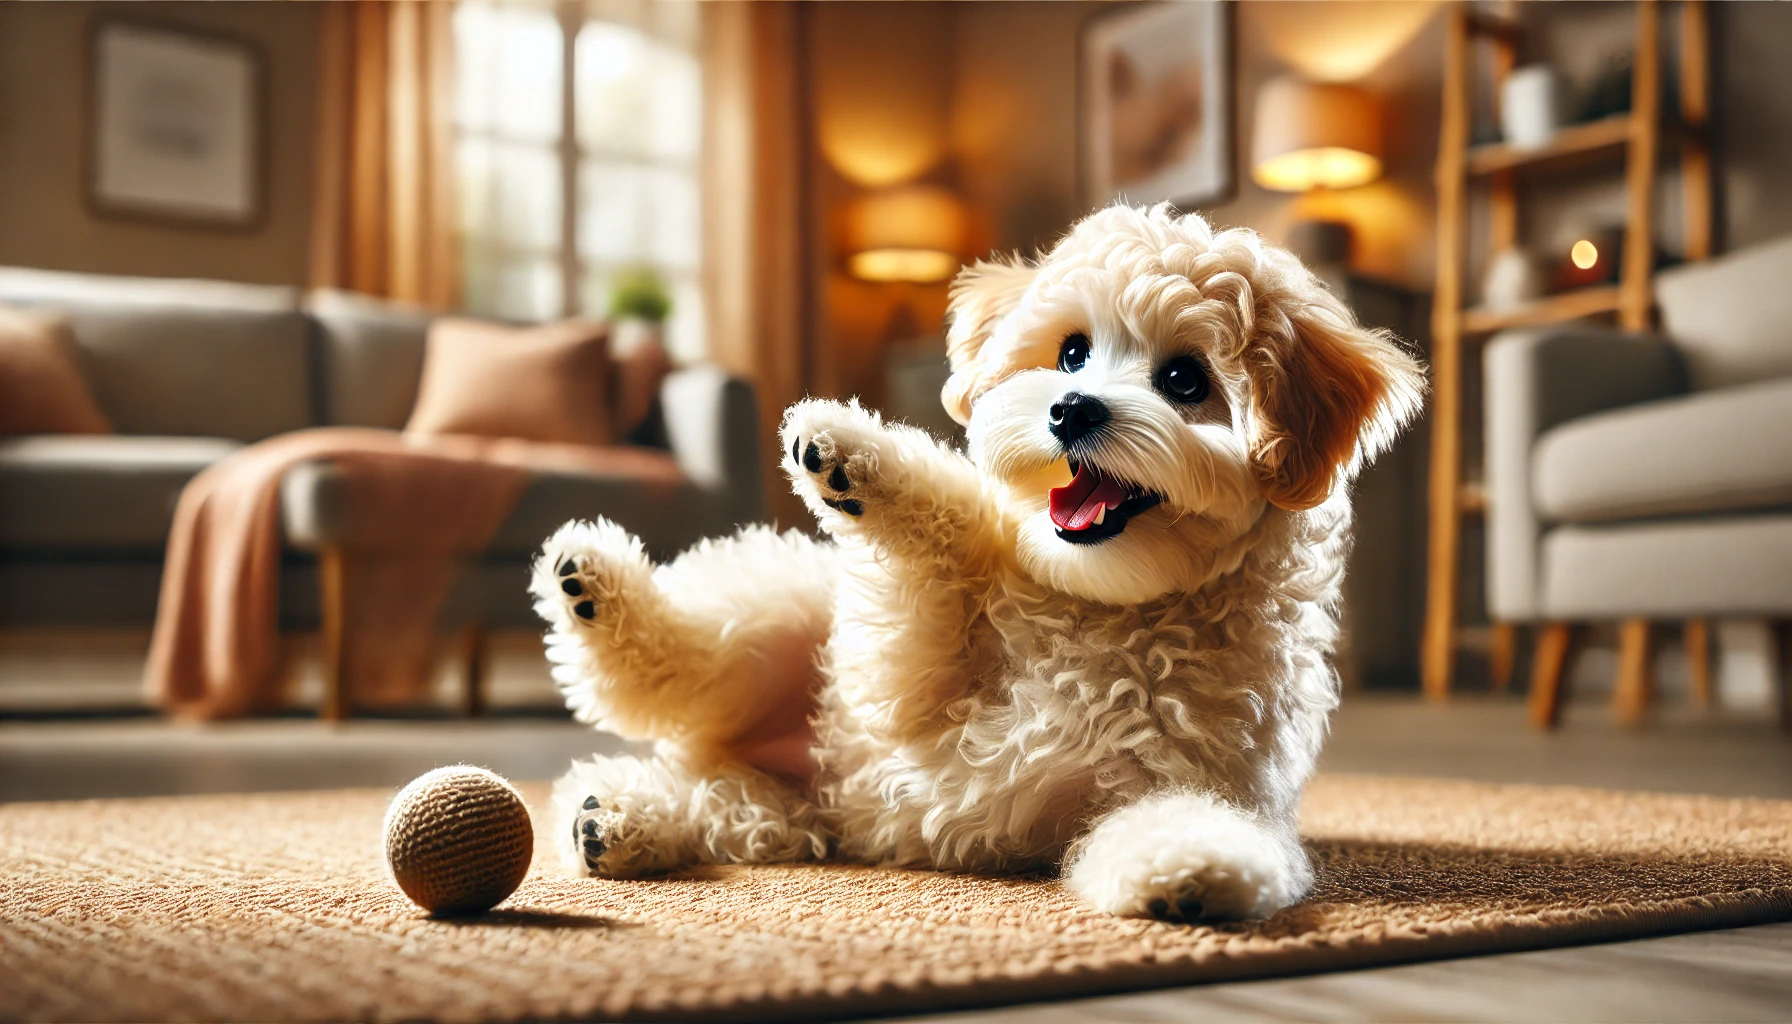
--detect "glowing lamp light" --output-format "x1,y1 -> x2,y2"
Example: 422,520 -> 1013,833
1260,0 -> 1444,83
1251,76 -> 1383,193
845,185 -> 966,284
1556,227 -> 1621,290
848,249 -> 960,283
1254,147 -> 1384,192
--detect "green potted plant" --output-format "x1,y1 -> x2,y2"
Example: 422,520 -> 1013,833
607,266 -> 672,357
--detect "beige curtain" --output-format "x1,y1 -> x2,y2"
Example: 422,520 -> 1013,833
310,1 -> 458,308
701,1 -> 811,527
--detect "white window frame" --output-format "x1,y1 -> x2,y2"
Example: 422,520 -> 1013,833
454,0 -> 702,357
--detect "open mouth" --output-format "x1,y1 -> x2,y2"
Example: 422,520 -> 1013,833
1048,459 -> 1162,545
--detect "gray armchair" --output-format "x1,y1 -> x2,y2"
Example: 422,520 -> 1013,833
1484,236 -> 1792,727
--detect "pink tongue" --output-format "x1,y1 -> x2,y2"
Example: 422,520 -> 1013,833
1050,466 -> 1128,530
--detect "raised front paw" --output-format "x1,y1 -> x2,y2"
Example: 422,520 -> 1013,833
791,432 -> 865,517
554,554 -> 599,622
780,399 -> 884,520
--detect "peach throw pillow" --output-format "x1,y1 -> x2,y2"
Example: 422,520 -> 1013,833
0,305 -> 112,436
612,338 -> 674,440
405,318 -> 615,446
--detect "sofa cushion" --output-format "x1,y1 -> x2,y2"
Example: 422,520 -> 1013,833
0,265 -> 312,441
280,449 -> 720,556
0,435 -> 241,549
613,338 -> 674,439
1539,514 -> 1792,618
0,306 -> 112,436
1533,376 -> 1792,523
1655,234 -> 1792,390
405,319 -> 615,446
306,289 -> 431,429
489,466 -> 721,556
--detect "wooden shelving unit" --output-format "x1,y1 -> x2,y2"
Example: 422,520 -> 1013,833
1457,480 -> 1487,514
1421,0 -> 1713,706
1465,114 -> 1634,177
1460,284 -> 1623,335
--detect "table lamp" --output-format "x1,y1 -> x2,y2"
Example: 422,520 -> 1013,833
1251,74 -> 1382,266
845,185 -> 966,284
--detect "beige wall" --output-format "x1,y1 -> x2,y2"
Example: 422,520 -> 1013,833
10,2 -> 1782,329
0,1 -> 320,285
1720,1 -> 1792,251
804,1 -> 958,403
952,1 -> 1111,257
952,1 -> 1444,289
950,1 -> 1792,290
804,0 -> 1448,406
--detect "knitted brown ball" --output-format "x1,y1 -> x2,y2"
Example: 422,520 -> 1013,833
383,765 -> 534,916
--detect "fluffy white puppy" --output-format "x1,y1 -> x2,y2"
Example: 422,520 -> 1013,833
532,203 -> 1425,921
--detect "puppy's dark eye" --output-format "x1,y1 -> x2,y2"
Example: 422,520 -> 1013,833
1155,355 -> 1210,404
1057,333 -> 1091,373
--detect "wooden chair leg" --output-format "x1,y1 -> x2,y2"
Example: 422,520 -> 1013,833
461,625 -> 488,718
319,546 -> 349,722
1527,622 -> 1576,730
1613,618 -> 1655,727
1490,622 -> 1518,693
1685,618 -> 1713,710
1772,621 -> 1792,734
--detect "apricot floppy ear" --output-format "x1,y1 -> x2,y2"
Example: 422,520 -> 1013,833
1247,307 -> 1426,512
941,258 -> 1037,425
940,371 -> 977,429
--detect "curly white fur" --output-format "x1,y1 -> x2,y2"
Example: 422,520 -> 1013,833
533,204 -> 1425,921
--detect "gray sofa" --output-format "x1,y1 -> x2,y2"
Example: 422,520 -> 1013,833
1484,236 -> 1792,724
0,266 -> 763,637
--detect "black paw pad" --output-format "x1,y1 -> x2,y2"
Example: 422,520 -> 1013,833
560,578 -> 583,597
581,819 -> 600,836
791,437 -> 802,465
1147,897 -> 1169,919
573,600 -> 595,620
557,559 -> 578,577
802,442 -> 823,473
837,499 -> 863,516
1176,896 -> 1205,922
827,464 -> 851,492
582,836 -> 606,865
582,795 -> 601,810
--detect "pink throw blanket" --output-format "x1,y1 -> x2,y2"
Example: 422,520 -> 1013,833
147,428 -> 683,718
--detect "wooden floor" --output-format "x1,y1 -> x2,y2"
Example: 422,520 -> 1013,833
903,922 -> 1792,1022
4,694 -> 1791,1020
1319,694 -> 1792,799
0,713 -> 621,803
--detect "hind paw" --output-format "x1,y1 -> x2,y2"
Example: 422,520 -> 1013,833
570,794 -> 623,874
530,519 -> 650,631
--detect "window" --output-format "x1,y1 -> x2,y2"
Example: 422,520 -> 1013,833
453,1 -> 704,362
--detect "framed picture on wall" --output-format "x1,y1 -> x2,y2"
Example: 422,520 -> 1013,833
1080,1 -> 1235,211
87,18 -> 265,228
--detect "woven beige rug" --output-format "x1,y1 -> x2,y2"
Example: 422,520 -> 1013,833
5,775 -> 1791,1023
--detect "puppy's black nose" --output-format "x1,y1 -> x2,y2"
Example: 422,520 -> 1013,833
1048,392 -> 1110,448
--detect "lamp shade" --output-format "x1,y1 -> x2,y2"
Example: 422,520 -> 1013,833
845,185 -> 966,283
1251,75 -> 1382,192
